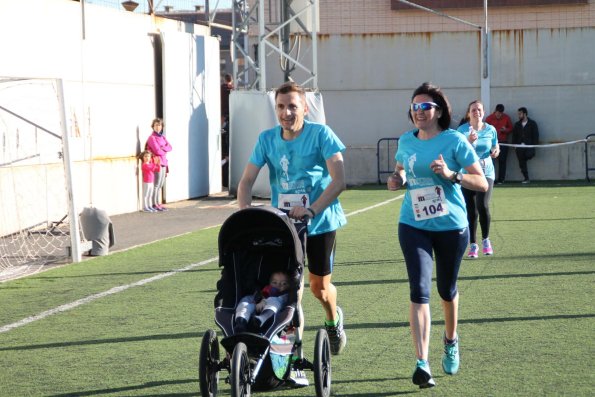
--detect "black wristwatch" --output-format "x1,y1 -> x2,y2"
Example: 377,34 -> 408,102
451,172 -> 463,184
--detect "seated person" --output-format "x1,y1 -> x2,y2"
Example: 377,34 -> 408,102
234,271 -> 290,333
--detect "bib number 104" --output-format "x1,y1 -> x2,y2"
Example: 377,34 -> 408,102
422,203 -> 444,216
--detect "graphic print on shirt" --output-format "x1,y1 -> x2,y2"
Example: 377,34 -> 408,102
280,154 -> 289,181
408,153 -> 417,178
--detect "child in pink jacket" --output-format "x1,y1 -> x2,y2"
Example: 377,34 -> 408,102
140,150 -> 160,212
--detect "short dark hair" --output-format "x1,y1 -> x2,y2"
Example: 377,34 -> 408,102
274,81 -> 306,101
495,104 -> 505,112
408,82 -> 452,130
518,107 -> 528,115
151,118 -> 163,129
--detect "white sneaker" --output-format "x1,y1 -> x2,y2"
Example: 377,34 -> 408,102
289,370 -> 309,388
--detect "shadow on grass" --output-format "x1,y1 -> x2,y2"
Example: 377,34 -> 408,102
46,378 -> 196,397
332,376 -> 418,396
5,311 -> 594,352
0,331 -> 202,351
494,216 -> 595,222
333,270 -> 595,287
337,313 -> 594,331
24,266 -> 220,282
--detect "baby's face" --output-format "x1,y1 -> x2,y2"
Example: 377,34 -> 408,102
270,273 -> 289,292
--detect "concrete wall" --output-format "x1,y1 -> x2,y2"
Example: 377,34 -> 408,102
259,28 -> 595,183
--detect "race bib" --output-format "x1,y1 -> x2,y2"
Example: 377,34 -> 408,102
278,193 -> 310,210
410,185 -> 449,221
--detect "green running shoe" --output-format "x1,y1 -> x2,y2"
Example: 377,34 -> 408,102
442,334 -> 460,375
412,359 -> 435,388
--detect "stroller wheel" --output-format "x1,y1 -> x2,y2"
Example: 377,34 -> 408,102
231,342 -> 251,397
313,328 -> 332,397
199,329 -> 220,397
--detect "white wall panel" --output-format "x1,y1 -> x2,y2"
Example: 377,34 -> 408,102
160,31 -> 221,202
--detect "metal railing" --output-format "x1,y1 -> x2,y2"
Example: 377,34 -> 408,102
585,133 -> 595,182
376,137 -> 399,184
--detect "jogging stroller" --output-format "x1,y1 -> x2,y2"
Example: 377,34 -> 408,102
198,206 -> 332,397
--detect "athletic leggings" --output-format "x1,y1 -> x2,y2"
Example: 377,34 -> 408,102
462,178 -> 494,244
398,223 -> 468,304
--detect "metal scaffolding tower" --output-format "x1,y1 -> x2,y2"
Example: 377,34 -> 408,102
230,0 -> 319,91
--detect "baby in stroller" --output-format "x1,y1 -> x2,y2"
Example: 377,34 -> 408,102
199,206 -> 331,397
235,271 -> 290,334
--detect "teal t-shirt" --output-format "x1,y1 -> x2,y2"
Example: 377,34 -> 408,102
395,128 -> 479,231
249,120 -> 347,236
457,122 -> 498,180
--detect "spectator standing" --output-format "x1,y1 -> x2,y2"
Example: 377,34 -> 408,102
512,107 -> 539,184
139,150 -> 160,213
485,104 -> 513,184
145,118 -> 172,211
220,73 -> 233,187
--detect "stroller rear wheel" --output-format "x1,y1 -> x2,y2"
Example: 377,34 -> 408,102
199,329 -> 220,397
231,342 -> 251,397
313,328 -> 332,397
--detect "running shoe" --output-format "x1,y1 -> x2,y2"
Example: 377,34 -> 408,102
289,369 -> 309,388
412,359 -> 435,388
442,334 -> 460,375
467,243 -> 479,259
482,238 -> 493,255
325,306 -> 347,355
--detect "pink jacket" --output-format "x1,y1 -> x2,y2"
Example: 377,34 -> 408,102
141,162 -> 160,183
146,131 -> 172,167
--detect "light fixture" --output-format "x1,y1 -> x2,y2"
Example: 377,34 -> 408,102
121,1 -> 139,12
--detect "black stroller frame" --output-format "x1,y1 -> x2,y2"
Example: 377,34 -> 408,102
198,206 -> 332,397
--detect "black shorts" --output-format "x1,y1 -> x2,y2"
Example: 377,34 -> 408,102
306,231 -> 337,277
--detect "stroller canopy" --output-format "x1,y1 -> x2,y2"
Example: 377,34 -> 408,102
215,206 -> 306,309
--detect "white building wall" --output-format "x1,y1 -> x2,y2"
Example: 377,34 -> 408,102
0,0 -> 220,221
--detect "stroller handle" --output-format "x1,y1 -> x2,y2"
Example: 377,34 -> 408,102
277,207 -> 311,224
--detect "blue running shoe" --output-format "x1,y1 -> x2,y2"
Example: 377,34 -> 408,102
412,359 -> 435,388
442,334 -> 460,375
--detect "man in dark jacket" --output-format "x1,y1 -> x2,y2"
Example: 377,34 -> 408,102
512,107 -> 539,183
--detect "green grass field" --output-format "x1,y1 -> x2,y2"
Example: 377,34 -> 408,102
1,182 -> 594,396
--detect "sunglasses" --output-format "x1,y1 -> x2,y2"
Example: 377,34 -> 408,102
410,102 -> 439,112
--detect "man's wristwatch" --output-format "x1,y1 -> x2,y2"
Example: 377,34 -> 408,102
451,171 -> 463,184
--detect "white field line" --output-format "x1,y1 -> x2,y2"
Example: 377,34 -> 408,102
0,194 -> 404,334
345,194 -> 404,217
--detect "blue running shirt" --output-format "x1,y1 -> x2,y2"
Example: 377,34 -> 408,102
457,122 -> 498,180
249,120 -> 347,236
396,129 -> 479,231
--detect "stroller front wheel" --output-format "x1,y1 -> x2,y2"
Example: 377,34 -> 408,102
199,329 -> 220,397
313,328 -> 332,397
231,342 -> 251,397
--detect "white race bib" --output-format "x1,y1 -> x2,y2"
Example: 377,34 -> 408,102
278,193 -> 310,210
410,185 -> 449,221
278,193 -> 311,224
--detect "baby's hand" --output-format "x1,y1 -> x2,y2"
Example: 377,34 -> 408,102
255,300 -> 266,313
